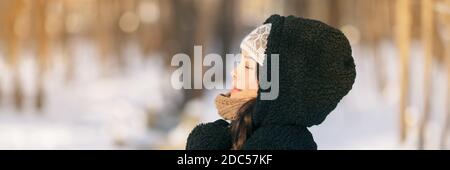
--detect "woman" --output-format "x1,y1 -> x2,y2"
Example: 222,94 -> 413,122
186,15 -> 356,150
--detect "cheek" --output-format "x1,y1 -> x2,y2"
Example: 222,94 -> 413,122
249,70 -> 259,88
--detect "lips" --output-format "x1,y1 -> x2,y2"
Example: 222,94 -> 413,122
231,87 -> 242,94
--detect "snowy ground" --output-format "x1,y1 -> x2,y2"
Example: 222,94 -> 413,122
0,39 -> 448,150
309,41 -> 449,150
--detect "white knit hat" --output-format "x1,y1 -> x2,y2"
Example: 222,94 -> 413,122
240,23 -> 272,66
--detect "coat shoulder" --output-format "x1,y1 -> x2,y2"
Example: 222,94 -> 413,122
243,125 -> 317,150
186,119 -> 232,150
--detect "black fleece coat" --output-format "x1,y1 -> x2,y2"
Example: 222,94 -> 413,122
186,15 -> 356,150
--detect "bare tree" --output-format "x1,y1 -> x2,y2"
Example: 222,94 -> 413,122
436,0 -> 450,149
4,0 -> 26,111
418,0 -> 435,150
396,0 -> 412,143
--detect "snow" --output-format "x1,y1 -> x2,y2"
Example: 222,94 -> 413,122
0,38 -> 448,149
310,40 -> 448,150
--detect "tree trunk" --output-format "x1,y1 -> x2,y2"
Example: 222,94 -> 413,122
418,0 -> 434,150
396,0 -> 412,143
442,40 -> 450,149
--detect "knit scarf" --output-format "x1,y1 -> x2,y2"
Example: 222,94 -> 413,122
215,91 -> 257,120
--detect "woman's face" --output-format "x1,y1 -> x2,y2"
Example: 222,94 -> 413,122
231,50 -> 259,97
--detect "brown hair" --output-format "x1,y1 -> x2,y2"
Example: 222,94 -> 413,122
230,98 -> 257,150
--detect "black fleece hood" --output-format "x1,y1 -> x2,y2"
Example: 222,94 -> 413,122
185,15 -> 356,150
254,15 -> 356,128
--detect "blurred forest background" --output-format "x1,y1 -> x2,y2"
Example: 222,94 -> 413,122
0,0 -> 450,150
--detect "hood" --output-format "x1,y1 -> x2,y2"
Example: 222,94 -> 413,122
254,15 -> 356,127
